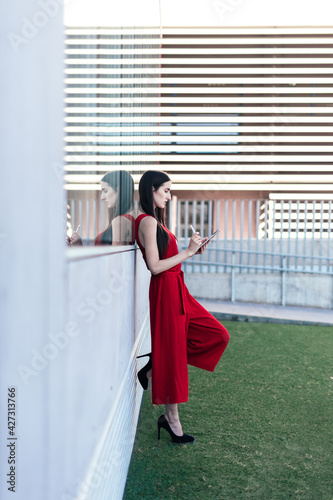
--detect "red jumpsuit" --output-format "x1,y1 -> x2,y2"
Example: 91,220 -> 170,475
135,214 -> 229,405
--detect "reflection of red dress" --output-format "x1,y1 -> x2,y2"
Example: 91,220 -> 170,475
95,213 -> 135,245
135,214 -> 229,405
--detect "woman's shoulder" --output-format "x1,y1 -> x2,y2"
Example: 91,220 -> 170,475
113,213 -> 133,224
136,212 -> 156,225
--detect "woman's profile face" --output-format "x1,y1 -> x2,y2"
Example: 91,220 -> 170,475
152,181 -> 172,209
101,181 -> 118,209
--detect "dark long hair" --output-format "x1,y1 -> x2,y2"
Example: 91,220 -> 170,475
138,170 -> 171,259
100,170 -> 134,244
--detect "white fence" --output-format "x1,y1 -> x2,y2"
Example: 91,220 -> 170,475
179,198 -> 333,276
68,197 -> 333,276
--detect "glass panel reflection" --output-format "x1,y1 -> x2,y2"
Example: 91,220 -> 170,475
67,170 -> 135,246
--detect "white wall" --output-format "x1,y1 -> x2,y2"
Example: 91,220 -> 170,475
0,1 -> 66,499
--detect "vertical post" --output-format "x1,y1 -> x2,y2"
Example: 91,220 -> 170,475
208,199 -> 213,273
280,200 -> 284,262
200,200 -> 205,235
311,200 -> 316,271
200,200 -> 204,273
263,199 -> 268,273
328,200 -> 332,273
191,199 -> 196,273
176,199 -> 181,240
287,199 -> 292,269
79,199 -> 83,241
93,198 -> 97,240
224,199 -> 228,273
86,198 -> 90,244
184,200 -> 189,273
248,199 -> 252,274
231,252 -> 236,303
168,191 -> 173,230
255,199 -> 260,274
303,200 -> 308,271
71,199 -> 75,233
272,199 -> 276,271
216,199 -> 220,274
319,200 -> 324,272
184,200 -> 189,243
232,199 -> 236,273
101,198 -> 106,233
281,256 -> 286,306
295,200 -> 300,270
240,199 -> 244,274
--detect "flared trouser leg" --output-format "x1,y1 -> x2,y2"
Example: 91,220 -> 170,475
184,287 -> 230,372
149,276 -> 229,405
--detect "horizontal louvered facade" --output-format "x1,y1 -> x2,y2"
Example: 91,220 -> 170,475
65,26 -> 333,196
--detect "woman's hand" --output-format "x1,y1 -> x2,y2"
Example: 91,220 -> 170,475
187,232 -> 202,256
67,232 -> 83,246
195,237 -> 208,254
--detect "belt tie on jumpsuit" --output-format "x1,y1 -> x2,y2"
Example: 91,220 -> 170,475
152,268 -> 186,315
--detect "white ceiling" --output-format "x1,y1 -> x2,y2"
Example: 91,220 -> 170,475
64,0 -> 333,27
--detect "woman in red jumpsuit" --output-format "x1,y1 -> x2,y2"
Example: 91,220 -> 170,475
136,171 -> 230,444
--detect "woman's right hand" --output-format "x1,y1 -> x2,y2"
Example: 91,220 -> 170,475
187,232 -> 202,256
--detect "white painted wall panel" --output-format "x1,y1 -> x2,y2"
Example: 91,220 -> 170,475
0,1 -> 65,499
58,248 -> 151,500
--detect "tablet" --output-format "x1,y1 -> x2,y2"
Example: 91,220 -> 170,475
198,228 -> 220,249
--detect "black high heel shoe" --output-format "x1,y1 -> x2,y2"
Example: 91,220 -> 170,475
157,414 -> 195,444
137,353 -> 152,390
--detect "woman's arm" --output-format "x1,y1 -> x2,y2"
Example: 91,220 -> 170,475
139,216 -> 203,275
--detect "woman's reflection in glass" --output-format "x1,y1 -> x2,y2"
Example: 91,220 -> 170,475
69,170 -> 135,246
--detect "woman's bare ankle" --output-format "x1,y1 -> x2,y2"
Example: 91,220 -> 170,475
165,404 -> 183,435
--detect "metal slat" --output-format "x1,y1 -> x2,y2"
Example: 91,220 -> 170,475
65,126 -> 333,133
65,87 -> 333,95
65,48 -> 333,55
65,136 -> 333,144
66,37 -> 333,45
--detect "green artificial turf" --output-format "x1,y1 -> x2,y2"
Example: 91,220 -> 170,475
124,321 -> 333,500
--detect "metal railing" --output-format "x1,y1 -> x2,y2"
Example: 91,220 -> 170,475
181,244 -> 333,275
178,198 -> 333,276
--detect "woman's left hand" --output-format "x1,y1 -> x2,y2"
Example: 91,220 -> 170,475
68,232 -> 83,246
195,237 -> 208,254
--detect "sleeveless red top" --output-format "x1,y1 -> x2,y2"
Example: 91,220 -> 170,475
135,214 -> 181,273
95,213 -> 135,245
